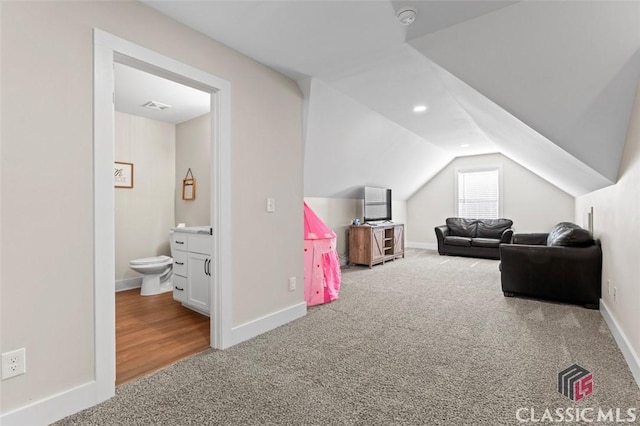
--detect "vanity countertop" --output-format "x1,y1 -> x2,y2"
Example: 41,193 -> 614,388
171,226 -> 212,235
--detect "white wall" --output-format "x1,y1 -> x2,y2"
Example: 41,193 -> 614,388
304,197 -> 407,265
175,113 -> 210,226
407,153 -> 575,247
0,1 -> 303,415
303,78 -> 452,200
575,82 -> 640,368
114,112 -> 176,281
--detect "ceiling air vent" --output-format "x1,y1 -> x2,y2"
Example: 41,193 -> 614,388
142,101 -> 172,111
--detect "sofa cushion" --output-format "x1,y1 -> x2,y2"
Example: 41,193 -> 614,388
446,218 -> 477,238
476,218 -> 513,239
471,238 -> 501,248
444,236 -> 472,247
547,222 -> 594,247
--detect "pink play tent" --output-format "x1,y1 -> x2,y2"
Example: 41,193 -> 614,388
303,202 -> 341,306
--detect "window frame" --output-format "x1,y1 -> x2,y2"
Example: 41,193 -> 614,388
454,164 -> 504,219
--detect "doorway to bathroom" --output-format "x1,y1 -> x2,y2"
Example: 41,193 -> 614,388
113,62 -> 212,384
94,30 -> 233,401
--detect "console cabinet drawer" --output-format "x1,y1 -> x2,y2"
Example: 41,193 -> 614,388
173,275 -> 187,303
172,251 -> 187,277
171,234 -> 188,252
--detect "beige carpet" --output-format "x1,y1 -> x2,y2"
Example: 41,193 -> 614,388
57,249 -> 640,425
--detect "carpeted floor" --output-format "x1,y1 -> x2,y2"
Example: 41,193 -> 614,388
57,249 -> 640,425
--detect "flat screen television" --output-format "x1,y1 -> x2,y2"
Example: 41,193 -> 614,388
364,186 -> 392,223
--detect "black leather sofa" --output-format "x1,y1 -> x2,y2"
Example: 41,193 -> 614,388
499,222 -> 602,309
435,218 -> 514,260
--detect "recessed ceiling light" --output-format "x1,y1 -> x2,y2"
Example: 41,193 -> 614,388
461,144 -> 470,148
413,105 -> 427,113
142,101 -> 172,111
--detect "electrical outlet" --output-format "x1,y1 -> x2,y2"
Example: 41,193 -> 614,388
2,348 -> 26,380
288,277 -> 296,292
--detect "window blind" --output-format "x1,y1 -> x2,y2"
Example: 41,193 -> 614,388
457,169 -> 499,219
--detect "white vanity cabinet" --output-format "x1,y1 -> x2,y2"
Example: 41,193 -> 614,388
170,230 -> 212,316
186,253 -> 210,313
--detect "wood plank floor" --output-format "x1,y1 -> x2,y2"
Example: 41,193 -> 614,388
116,289 -> 210,385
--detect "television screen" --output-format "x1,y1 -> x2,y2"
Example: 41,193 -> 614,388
364,186 -> 392,222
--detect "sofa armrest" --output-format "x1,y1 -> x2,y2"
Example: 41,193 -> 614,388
500,228 -> 514,244
499,242 -> 602,305
511,233 -> 549,245
434,225 -> 449,255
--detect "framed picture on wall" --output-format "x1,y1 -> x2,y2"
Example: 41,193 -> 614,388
182,168 -> 196,200
114,162 -> 134,189
182,178 -> 196,200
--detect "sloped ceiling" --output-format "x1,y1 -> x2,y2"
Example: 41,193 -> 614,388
409,0 -> 640,183
144,0 -> 640,199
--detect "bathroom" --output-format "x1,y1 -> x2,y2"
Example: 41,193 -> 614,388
114,63 -> 212,384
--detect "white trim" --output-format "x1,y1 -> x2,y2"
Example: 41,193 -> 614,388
93,32 -> 116,404
115,277 -> 142,292
93,28 -> 233,414
600,299 -> 640,389
229,302 -> 307,347
0,381 -> 96,426
212,73 -> 233,350
406,242 -> 438,251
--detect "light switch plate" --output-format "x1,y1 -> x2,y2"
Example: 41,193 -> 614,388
267,198 -> 275,213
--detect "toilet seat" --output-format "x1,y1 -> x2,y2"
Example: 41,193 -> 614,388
129,255 -> 174,296
130,255 -> 172,266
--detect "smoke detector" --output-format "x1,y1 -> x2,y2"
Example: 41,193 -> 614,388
396,7 -> 417,26
142,100 -> 172,111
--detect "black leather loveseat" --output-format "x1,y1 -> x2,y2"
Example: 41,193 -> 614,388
499,222 -> 602,309
435,217 -> 514,260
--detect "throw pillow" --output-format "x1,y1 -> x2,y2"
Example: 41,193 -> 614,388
476,219 -> 513,239
547,222 -> 593,247
446,218 -> 477,238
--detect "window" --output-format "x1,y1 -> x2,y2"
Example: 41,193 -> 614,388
455,166 -> 502,219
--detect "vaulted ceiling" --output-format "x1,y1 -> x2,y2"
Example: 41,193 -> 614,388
144,0 -> 640,200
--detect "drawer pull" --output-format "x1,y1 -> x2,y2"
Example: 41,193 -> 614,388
175,286 -> 184,291
176,241 -> 185,245
175,262 -> 184,265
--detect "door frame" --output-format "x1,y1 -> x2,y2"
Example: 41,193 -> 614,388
93,29 -> 233,402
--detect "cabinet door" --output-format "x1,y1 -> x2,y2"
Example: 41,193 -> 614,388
372,228 -> 385,262
187,253 -> 210,314
394,226 -> 405,255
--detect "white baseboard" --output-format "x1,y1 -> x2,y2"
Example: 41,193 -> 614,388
0,381 -> 98,426
230,302 -> 307,346
406,242 -> 438,251
600,299 -> 640,389
115,276 -> 142,292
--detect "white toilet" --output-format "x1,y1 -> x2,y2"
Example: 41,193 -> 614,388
129,255 -> 173,296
